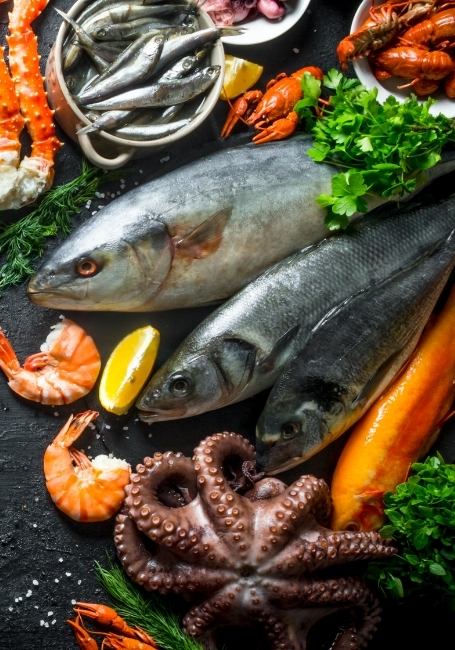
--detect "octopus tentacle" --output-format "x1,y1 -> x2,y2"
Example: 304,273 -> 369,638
183,585 -> 241,637
262,577 -> 381,648
125,452 -> 233,567
252,475 -> 331,563
260,530 -> 396,576
115,509 -> 236,595
193,432 -> 255,561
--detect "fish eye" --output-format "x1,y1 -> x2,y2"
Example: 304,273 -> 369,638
281,421 -> 301,440
169,374 -> 191,396
96,28 -> 106,38
76,258 -> 99,278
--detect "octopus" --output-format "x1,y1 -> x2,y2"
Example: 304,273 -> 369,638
114,432 -> 396,650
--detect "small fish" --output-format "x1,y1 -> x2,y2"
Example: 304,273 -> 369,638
84,66 -> 220,110
91,15 -> 194,41
77,33 -> 166,104
77,109 -> 143,135
56,9 -> 110,72
115,117 -> 192,140
255,232 -> 455,474
134,197 -> 455,424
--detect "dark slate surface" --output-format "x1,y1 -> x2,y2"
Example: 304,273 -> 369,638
0,0 -> 453,648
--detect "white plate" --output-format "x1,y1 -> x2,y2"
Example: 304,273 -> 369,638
221,0 -> 312,46
351,0 -> 455,117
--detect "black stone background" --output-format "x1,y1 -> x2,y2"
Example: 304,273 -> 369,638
0,0 -> 453,648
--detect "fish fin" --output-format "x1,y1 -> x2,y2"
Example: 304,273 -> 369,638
351,347 -> 406,409
256,325 -> 300,374
213,337 -> 257,394
173,207 -> 231,259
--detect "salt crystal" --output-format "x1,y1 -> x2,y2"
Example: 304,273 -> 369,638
71,599 -> 77,605
53,412 -> 59,417
77,580 -> 82,585
26,590 -> 32,598
59,558 -> 63,562
44,622 -> 49,628
54,579 -> 59,583
8,607 -> 13,612
32,523 -> 37,528
105,424 -> 111,430
40,620 -> 45,627
160,155 -> 170,164
65,572 -> 71,577
18,597 -> 22,602
292,47 -> 300,54
51,619 -> 56,626
48,611 -> 53,617
122,426 -> 129,431
33,579 -> 39,586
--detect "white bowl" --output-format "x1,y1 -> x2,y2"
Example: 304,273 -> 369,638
222,0 -> 312,46
351,0 -> 455,117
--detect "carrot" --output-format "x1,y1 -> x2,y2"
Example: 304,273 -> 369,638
331,284 -> 455,532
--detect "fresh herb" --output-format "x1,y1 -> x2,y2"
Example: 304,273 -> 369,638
368,455 -> 455,608
96,560 -> 204,650
0,161 -> 115,293
294,69 -> 455,230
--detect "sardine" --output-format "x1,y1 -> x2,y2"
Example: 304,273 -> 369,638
256,233 -> 455,474
91,15 -> 195,41
28,137 -> 455,313
77,33 -> 166,104
57,9 -> 110,72
134,195 -> 455,423
115,116 -> 192,139
84,65 -> 220,110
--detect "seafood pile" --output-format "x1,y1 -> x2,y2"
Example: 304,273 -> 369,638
201,0 -> 288,26
61,0 -> 226,141
338,0 -> 455,97
0,0 -> 60,210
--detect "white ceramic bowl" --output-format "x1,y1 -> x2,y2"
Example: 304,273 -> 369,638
351,0 -> 455,117
222,0 -> 312,46
46,0 -> 225,169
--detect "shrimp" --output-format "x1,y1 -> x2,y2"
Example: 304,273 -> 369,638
44,411 -> 131,522
0,318 -> 101,405
74,604 -> 156,645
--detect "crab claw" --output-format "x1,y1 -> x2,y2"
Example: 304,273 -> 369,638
220,90 -> 263,139
67,615 -> 99,649
252,111 -> 299,145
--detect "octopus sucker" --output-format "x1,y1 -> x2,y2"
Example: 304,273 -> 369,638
115,432 -> 396,649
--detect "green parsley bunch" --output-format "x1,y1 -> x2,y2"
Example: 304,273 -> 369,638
294,70 -> 455,229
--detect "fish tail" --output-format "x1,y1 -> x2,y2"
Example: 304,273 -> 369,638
77,123 -> 97,136
220,27 -> 245,36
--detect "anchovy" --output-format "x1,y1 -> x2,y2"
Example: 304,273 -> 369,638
84,66 -> 220,110
133,195 -> 455,423
56,9 -> 110,72
77,33 -> 166,104
115,117 -> 192,139
91,15 -> 195,41
77,109 -> 143,135
28,137 -> 455,314
256,232 -> 455,474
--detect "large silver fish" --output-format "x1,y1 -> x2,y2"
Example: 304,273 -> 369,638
28,137 -> 455,311
135,196 -> 455,423
256,232 -> 455,474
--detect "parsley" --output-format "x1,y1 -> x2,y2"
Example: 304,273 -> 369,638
294,69 -> 455,230
367,455 -> 455,609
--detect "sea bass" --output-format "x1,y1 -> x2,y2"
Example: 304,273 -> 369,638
28,137 -> 455,312
255,232 -> 455,474
136,195 -> 455,423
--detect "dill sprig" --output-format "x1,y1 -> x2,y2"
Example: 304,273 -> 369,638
96,561 -> 205,650
0,161 -> 116,293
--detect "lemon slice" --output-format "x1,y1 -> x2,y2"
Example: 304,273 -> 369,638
220,54 -> 263,101
99,326 -> 160,415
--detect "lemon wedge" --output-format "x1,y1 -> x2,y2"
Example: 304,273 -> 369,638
220,54 -> 263,101
99,326 -> 160,415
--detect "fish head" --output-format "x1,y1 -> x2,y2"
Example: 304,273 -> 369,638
137,351 -> 225,422
28,212 -> 173,311
256,377 -> 349,474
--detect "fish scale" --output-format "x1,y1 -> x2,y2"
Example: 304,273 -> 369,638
135,194 -> 455,423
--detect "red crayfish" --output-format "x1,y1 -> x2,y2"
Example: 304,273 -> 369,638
337,0 -> 455,98
221,65 -> 323,144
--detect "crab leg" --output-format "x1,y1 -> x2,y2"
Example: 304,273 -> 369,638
0,47 -> 23,205
1,0 -> 61,210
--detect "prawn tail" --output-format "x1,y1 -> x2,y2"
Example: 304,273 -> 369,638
0,329 -> 20,376
54,410 -> 99,447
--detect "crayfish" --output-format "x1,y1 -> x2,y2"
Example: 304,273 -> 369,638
337,0 -> 455,98
221,65 -> 323,144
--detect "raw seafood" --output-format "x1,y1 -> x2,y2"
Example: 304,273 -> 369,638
202,0 -> 287,26
0,0 -> 61,210
115,431 -> 395,649
256,232 -> 455,474
44,411 -> 130,522
28,137 -> 455,312
0,319 -> 101,405
331,285 -> 455,532
136,195 -> 455,423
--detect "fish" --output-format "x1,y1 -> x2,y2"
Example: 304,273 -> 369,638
84,65 -> 220,110
28,136 -> 455,313
134,195 -> 455,423
255,232 -> 455,474
56,9 -> 111,73
115,116 -> 192,139
90,15 -> 197,41
77,33 -> 166,104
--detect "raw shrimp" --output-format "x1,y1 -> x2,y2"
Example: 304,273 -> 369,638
44,411 -> 131,522
0,319 -> 101,405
